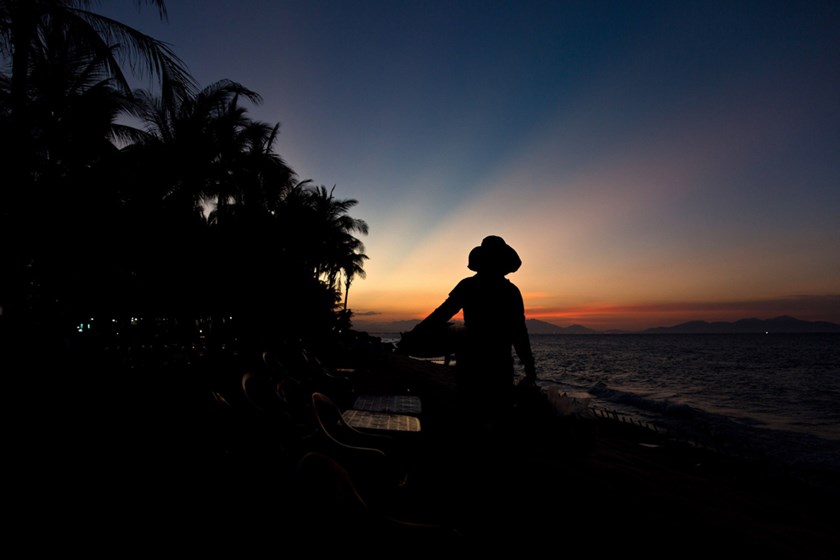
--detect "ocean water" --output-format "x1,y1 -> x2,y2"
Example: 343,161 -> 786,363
521,333 -> 840,479
382,332 -> 840,481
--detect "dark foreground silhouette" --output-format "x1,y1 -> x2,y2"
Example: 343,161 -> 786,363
13,334 -> 840,558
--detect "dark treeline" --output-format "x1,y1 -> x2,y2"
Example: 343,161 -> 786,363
0,1 -> 369,359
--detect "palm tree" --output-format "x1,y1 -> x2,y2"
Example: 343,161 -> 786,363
10,13 -> 141,326
267,179 -> 369,332
1,0 -> 193,205
1,1 -> 192,118
0,0 -> 194,337
129,79 -> 292,221
307,184 -> 369,289
0,1 -> 373,351
122,79 -> 299,344
339,246 -> 368,313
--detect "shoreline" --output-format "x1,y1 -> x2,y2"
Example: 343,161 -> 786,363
353,351 -> 840,555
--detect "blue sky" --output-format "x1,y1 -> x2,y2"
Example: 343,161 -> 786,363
102,0 -> 840,330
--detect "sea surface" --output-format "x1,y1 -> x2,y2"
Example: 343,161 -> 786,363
380,332 -> 840,483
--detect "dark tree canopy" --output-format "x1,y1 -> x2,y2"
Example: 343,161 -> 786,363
0,0 -> 369,357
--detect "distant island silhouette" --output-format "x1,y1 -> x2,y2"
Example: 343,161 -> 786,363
357,315 -> 840,335
640,315 -> 840,334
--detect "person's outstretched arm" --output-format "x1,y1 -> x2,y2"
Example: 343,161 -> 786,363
398,285 -> 464,356
416,295 -> 462,330
413,279 -> 469,331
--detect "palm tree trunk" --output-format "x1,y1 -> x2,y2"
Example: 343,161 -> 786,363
343,280 -> 350,312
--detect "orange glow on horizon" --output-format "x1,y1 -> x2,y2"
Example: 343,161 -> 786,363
351,294 -> 840,332
522,297 -> 840,331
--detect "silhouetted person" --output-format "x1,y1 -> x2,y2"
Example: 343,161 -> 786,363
408,235 -> 537,438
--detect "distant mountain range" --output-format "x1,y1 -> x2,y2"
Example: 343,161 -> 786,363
354,315 -> 840,335
525,319 -> 599,334
641,315 -> 840,334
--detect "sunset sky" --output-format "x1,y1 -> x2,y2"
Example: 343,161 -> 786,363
103,1 -> 840,331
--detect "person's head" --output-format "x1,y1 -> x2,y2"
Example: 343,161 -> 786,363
467,235 -> 521,276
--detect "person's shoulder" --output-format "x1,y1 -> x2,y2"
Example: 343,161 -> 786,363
455,275 -> 479,287
504,277 -> 523,293
448,275 -> 477,296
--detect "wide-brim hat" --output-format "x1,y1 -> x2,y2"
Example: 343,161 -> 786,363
467,235 -> 521,275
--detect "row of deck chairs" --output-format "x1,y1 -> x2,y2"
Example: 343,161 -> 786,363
200,343 -> 460,542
